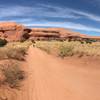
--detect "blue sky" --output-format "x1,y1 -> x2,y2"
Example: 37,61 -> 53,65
0,0 -> 100,36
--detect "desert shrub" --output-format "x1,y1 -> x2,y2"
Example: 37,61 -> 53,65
0,62 -> 25,89
36,42 -> 51,54
0,39 -> 7,47
0,41 -> 31,61
0,48 -> 7,59
85,39 -> 96,44
58,45 -> 74,58
35,41 -> 100,57
6,47 -> 27,61
0,41 -> 31,60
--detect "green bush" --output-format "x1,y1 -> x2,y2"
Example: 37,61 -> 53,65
0,39 -> 7,47
85,39 -> 96,44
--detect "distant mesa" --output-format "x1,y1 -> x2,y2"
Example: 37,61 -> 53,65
0,22 -> 100,42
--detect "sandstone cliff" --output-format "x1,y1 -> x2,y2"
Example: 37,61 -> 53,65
0,22 -> 100,42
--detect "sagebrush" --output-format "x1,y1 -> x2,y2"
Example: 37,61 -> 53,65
35,41 -> 100,57
0,41 -> 32,60
0,61 -> 25,89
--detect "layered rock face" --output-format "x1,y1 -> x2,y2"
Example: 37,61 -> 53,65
26,28 -> 100,41
0,22 -> 100,42
0,22 -> 31,41
30,28 -> 89,41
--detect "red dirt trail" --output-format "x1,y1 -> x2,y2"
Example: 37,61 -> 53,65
18,46 -> 100,100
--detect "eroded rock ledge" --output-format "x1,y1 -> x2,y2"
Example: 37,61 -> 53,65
0,22 -> 99,42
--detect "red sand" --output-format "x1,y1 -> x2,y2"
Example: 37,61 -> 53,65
16,46 -> 100,100
0,46 -> 100,100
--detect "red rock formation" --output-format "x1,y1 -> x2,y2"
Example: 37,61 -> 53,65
30,28 -> 100,42
0,22 -> 31,41
30,28 -> 89,41
0,22 -> 100,42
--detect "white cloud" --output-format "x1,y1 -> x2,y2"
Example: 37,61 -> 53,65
39,4 -> 100,22
23,21 -> 100,33
0,4 -> 100,22
0,6 -> 32,17
68,9 -> 100,21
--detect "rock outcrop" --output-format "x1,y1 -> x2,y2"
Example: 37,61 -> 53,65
29,28 -> 100,42
0,22 -> 100,42
29,28 -> 89,41
0,22 -> 31,41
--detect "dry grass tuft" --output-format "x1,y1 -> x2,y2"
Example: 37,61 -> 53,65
58,44 -> 74,58
0,61 -> 25,89
35,41 -> 100,58
0,41 -> 32,60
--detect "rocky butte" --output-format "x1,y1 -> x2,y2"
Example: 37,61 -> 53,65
0,22 -> 100,42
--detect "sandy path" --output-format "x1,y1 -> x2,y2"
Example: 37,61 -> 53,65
19,46 -> 100,100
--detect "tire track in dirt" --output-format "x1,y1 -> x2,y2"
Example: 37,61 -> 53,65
17,46 -> 100,100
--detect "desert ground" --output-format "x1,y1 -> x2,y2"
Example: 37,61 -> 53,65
0,41 -> 100,100
22,46 -> 100,100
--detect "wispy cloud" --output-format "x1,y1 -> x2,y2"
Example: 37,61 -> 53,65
87,0 -> 100,7
0,5 -> 77,18
0,6 -> 32,17
23,20 -> 100,33
0,6 -> 77,18
69,9 -> 100,22
0,4 -> 100,22
39,4 -> 100,22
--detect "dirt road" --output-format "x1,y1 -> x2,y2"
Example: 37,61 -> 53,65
19,46 -> 100,100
